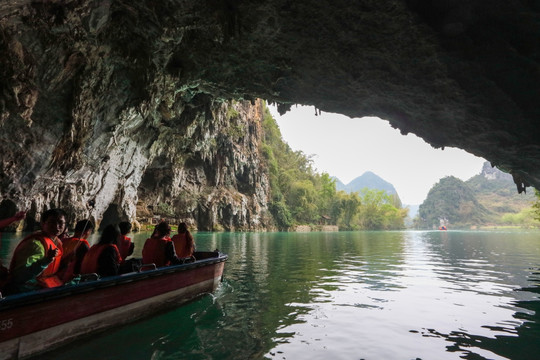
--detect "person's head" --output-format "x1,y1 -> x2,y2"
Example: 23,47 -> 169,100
41,208 -> 67,238
118,221 -> 132,235
154,222 -> 171,237
74,219 -> 94,238
178,222 -> 188,233
98,224 -> 120,245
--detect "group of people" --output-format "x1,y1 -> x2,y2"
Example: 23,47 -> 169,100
0,208 -> 195,296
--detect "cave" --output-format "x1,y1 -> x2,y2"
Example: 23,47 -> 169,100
0,1 -> 539,227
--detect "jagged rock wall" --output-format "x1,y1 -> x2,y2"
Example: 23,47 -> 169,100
0,1 -> 271,230
136,100 -> 270,231
1,1 -> 539,228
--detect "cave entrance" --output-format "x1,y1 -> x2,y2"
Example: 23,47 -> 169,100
268,104 -> 488,221
99,203 -> 122,231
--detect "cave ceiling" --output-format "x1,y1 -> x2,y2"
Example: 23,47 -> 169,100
1,0 -> 540,191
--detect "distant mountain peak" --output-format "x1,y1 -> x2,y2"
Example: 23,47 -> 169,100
335,172 -> 397,195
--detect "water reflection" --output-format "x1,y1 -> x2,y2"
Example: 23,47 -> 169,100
419,268 -> 540,360
265,231 -> 540,360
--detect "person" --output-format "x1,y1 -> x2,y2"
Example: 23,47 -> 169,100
80,224 -> 122,278
0,211 -> 26,229
58,226 -> 71,242
6,208 -> 65,293
171,222 -> 195,259
142,222 -> 184,267
59,219 -> 94,282
117,221 -> 134,261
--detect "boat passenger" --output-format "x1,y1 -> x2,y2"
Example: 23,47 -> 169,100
142,222 -> 184,267
5,208 -> 66,294
59,219 -> 94,282
80,224 -> 122,278
117,221 -> 134,261
171,222 -> 195,259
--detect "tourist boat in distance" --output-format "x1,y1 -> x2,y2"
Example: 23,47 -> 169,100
0,251 -> 227,360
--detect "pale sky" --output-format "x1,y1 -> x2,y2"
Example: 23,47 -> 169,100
268,105 -> 486,205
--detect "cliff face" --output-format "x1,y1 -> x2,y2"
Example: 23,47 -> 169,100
0,1 -> 274,230
1,1 -> 539,228
135,100 -> 270,231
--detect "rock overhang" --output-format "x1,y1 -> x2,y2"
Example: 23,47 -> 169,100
1,0 -> 539,192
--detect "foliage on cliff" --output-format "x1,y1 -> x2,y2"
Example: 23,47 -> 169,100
466,164 -> 535,215
416,170 -> 539,229
261,105 -> 407,230
533,190 -> 540,220
416,176 -> 491,228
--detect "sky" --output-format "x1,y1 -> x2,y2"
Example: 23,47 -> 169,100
268,105 -> 487,205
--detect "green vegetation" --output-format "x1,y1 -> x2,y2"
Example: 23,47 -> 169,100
261,104 -> 407,231
532,189 -> 540,223
416,176 -> 492,228
156,203 -> 175,217
416,170 -> 540,229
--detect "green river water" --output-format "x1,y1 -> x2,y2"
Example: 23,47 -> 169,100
2,230 -> 540,360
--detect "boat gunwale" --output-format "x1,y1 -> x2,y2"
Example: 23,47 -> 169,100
0,251 -> 227,311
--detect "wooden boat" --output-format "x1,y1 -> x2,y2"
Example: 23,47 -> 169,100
0,251 -> 227,359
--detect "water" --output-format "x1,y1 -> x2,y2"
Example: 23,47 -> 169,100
2,230 -> 540,360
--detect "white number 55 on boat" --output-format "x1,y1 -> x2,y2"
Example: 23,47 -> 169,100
0,318 -> 13,331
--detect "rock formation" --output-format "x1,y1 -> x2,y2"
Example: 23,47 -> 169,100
0,1 -> 539,229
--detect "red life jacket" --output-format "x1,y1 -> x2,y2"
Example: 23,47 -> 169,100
117,234 -> 132,261
62,237 -> 90,260
142,236 -> 171,267
171,233 -> 193,258
60,237 -> 90,281
9,232 -> 64,288
80,244 -> 122,274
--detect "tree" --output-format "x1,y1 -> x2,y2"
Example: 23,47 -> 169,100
261,102 -> 406,230
338,191 -> 361,230
318,172 -> 336,217
532,189 -> 540,222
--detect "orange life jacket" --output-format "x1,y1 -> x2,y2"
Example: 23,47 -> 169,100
60,237 -> 90,281
80,243 -> 122,275
9,232 -> 64,288
142,236 -> 171,267
171,233 -> 193,258
117,234 -> 132,261
61,237 -> 90,260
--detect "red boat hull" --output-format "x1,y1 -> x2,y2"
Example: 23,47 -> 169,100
0,252 -> 226,359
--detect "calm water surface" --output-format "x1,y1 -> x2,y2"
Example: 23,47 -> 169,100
2,230 -> 540,360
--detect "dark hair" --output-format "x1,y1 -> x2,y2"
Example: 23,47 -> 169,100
178,222 -> 188,233
154,222 -> 171,237
118,221 -> 132,235
98,224 -> 120,245
41,208 -> 67,222
74,219 -> 94,233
